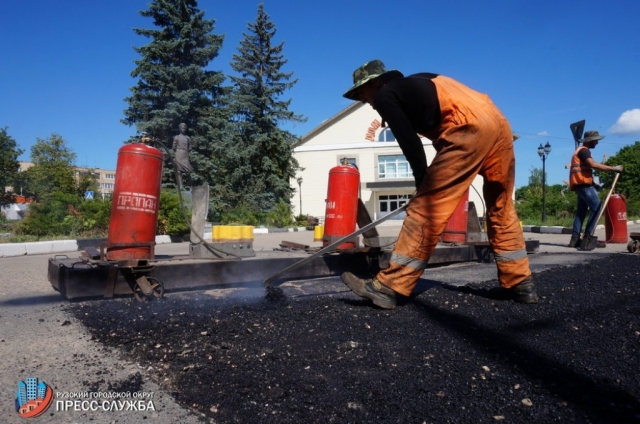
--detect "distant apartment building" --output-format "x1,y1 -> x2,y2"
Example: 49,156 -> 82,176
73,166 -> 116,199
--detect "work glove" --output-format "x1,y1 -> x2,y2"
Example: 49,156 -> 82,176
613,165 -> 624,173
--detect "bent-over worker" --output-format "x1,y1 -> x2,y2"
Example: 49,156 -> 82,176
341,59 -> 537,308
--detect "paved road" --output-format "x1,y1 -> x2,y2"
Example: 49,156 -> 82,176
0,223 -> 637,423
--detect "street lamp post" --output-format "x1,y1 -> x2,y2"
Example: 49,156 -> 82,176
537,141 -> 552,222
296,177 -> 303,215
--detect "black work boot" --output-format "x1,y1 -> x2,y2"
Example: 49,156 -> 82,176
579,234 -> 605,251
341,272 -> 397,309
568,236 -> 581,248
509,276 -> 539,304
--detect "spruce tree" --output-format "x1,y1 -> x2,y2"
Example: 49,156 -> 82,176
122,0 -> 228,189
227,3 -> 306,212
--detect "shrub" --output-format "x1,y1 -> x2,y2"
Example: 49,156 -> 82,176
18,192 -> 80,236
221,199 -> 294,228
265,198 -> 294,228
157,189 -> 191,236
77,198 -> 111,236
221,205 -> 260,226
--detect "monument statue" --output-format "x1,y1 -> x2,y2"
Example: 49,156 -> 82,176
172,123 -> 193,174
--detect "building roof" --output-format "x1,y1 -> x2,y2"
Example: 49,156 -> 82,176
294,102 -> 363,148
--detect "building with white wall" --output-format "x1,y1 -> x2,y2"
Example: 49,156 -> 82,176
291,102 -> 486,223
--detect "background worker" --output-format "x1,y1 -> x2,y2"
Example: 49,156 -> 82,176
568,130 -> 623,248
340,60 -> 537,309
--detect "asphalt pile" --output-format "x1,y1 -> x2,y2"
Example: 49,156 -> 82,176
66,254 -> 640,423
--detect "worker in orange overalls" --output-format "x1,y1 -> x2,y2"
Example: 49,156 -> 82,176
341,60 -> 537,308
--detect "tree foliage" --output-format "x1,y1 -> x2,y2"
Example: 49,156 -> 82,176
0,127 -> 24,206
26,134 -> 77,201
157,189 -> 191,236
515,167 -> 577,222
76,170 -> 100,198
17,192 -> 110,237
600,140 -> 640,216
122,0 -> 228,189
225,3 -> 306,212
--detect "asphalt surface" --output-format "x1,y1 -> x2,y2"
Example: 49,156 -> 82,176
0,225 -> 640,423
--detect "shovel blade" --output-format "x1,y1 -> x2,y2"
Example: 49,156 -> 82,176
570,120 -> 585,142
579,234 -> 598,251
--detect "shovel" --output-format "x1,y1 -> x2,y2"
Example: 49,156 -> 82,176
580,172 -> 620,251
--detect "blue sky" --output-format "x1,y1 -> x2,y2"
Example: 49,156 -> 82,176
2,0 -> 639,188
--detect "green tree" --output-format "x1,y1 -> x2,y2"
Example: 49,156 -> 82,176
0,127 -> 24,206
76,169 -> 100,198
226,3 -> 306,212
157,189 -> 190,235
27,134 -> 77,201
122,0 -> 228,190
527,167 -> 544,187
600,141 -> 640,216
515,167 -> 577,222
12,168 -> 32,198
18,192 -> 79,237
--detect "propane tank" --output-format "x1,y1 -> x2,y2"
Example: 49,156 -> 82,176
323,164 -> 360,249
442,189 -> 469,243
605,194 -> 628,243
107,143 -> 164,260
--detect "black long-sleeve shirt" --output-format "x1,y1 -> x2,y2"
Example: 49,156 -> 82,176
373,73 -> 441,187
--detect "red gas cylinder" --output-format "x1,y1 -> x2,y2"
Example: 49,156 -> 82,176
442,189 -> 469,243
323,165 -> 360,249
605,194 -> 628,243
107,143 -> 164,260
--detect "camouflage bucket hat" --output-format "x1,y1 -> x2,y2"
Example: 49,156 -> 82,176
580,130 -> 605,143
343,59 -> 401,101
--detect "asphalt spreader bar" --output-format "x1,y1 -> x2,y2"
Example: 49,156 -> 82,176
263,204 -> 409,287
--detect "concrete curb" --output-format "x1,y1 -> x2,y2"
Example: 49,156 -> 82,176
523,225 -> 574,235
0,227 -> 312,258
253,227 -> 309,234
522,219 -> 640,235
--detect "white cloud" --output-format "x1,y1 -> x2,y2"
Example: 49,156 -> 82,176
536,131 -> 549,137
609,109 -> 640,135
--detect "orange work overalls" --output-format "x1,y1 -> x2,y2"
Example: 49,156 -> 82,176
377,76 -> 531,295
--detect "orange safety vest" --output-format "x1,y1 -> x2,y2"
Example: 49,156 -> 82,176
569,145 -> 593,190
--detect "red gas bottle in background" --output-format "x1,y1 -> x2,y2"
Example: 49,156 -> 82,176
323,165 -> 360,250
107,144 -> 164,260
605,194 -> 628,243
442,189 -> 469,243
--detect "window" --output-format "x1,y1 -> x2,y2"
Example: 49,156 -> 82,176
379,194 -> 412,218
101,183 -> 114,190
378,128 -> 396,142
105,173 -> 115,179
378,155 -> 411,179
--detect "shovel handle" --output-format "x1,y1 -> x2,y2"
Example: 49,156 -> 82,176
588,172 -> 620,237
263,203 -> 408,286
